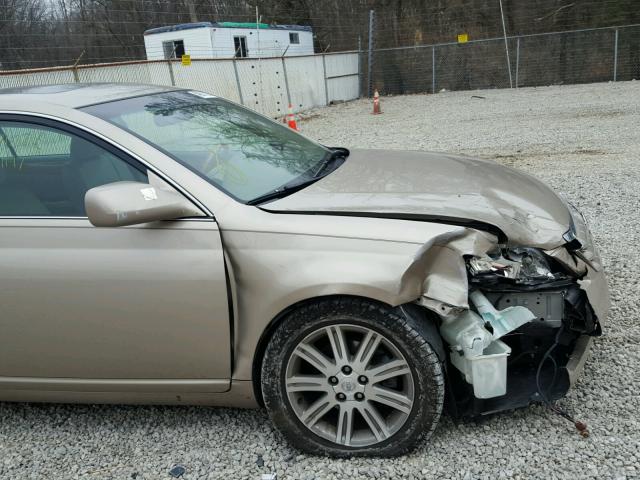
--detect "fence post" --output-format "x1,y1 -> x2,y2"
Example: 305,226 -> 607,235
321,53 -> 330,106
613,28 -> 619,81
357,36 -> 363,98
499,0 -> 513,88
71,50 -> 85,83
280,56 -> 292,106
367,9 -> 375,97
167,60 -> 176,86
432,46 -> 436,93
515,37 -> 520,88
233,59 -> 244,105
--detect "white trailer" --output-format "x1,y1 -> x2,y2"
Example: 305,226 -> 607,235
144,22 -> 314,60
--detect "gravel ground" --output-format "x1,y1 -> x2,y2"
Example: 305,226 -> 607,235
2,81 -> 640,479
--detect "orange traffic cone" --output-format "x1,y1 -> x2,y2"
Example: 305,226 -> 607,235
372,89 -> 382,114
287,104 -> 299,130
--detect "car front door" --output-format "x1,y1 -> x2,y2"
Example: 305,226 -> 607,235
0,116 -> 231,393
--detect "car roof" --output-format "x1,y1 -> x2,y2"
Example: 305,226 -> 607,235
0,83 -> 182,109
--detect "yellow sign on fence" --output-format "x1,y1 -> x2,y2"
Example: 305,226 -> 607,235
457,33 -> 469,43
181,54 -> 191,66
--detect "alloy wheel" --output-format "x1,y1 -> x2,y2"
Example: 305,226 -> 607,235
285,323 -> 415,447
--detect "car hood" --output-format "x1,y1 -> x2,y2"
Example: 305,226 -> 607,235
264,149 -> 572,249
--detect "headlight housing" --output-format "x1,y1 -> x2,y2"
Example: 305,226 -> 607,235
563,202 -> 602,268
467,247 -> 567,285
563,202 -> 584,250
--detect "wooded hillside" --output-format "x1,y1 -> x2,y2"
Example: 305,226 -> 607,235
1,1 -> 638,70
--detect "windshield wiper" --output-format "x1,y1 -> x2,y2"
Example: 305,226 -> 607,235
312,147 -> 350,178
247,177 -> 323,206
247,147 -> 349,206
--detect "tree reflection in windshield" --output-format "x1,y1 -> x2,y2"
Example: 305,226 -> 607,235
83,91 -> 329,202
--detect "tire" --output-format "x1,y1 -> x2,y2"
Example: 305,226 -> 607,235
260,297 -> 445,457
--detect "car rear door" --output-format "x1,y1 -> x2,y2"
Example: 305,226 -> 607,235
0,115 -> 231,393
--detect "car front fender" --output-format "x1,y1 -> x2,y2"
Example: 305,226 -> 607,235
222,214 -> 498,381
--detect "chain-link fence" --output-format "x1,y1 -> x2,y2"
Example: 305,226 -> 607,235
2,23 -> 639,114
365,24 -> 640,95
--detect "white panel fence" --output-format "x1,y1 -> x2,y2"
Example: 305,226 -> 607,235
0,52 -> 361,118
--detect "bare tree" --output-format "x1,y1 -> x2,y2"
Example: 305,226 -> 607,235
0,0 -> 638,82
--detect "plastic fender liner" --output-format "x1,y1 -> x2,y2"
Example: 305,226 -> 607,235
397,303 -> 446,364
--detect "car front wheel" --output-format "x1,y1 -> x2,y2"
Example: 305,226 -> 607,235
261,298 -> 444,457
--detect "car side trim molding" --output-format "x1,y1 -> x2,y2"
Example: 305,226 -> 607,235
0,377 -> 230,393
0,380 -> 258,407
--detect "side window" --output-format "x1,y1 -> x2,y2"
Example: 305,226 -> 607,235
0,120 -> 147,217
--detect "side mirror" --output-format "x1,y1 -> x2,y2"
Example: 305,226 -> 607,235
85,181 -> 204,227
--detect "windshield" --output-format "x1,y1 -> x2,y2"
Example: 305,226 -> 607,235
82,90 -> 330,202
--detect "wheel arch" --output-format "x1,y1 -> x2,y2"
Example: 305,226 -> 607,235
250,294 -> 445,407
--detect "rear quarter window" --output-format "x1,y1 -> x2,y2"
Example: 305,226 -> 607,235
0,125 -> 71,160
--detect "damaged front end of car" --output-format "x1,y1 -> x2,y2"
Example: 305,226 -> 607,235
414,214 -> 607,419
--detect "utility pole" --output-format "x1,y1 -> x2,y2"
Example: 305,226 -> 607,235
613,28 -> 619,81
499,0 -> 513,88
255,6 -> 261,57
256,6 -> 264,112
367,9 -> 375,97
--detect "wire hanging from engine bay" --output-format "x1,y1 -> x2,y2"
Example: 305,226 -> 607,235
535,327 -> 589,437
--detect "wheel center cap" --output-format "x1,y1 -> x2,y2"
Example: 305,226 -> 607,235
342,380 -> 356,392
332,370 -> 366,399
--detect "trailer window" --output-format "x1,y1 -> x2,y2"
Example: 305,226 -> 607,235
233,36 -> 248,58
163,40 -> 185,60
289,32 -> 300,44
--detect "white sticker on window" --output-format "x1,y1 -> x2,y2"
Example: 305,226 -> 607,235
189,90 -> 216,99
140,187 -> 158,201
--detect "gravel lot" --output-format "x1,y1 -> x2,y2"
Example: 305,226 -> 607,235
2,81 -> 639,479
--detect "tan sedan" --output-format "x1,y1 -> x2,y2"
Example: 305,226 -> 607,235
0,84 -> 608,456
